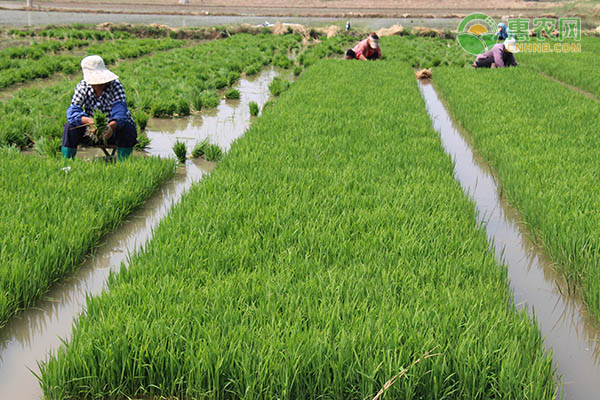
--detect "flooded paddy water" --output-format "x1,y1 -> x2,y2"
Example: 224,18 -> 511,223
145,66 -> 285,157
0,67 -> 285,399
418,80 -> 600,400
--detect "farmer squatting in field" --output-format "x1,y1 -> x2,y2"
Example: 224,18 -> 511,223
345,33 -> 381,60
62,55 -> 137,160
472,38 -> 519,68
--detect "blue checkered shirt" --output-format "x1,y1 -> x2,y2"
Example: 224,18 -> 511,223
67,79 -> 134,126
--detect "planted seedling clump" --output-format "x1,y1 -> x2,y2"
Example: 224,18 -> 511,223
134,130 -> 151,151
173,140 -> 187,163
191,139 -> 208,158
249,101 -> 259,116
269,77 -> 290,97
133,109 -> 149,131
225,89 -> 241,100
204,143 -> 223,161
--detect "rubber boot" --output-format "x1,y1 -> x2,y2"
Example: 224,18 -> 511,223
117,147 -> 133,161
61,146 -> 77,159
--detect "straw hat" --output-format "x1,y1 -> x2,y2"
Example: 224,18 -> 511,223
504,38 -> 520,53
81,55 -> 118,85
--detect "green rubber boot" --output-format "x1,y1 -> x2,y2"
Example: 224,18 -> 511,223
117,147 -> 133,161
61,146 -> 77,159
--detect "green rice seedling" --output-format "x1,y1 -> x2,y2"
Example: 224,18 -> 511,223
435,65 -> 600,322
203,142 -> 222,161
134,130 -> 151,151
84,110 -> 107,144
133,109 -> 149,131
248,101 -> 259,116
227,71 -> 240,86
213,75 -> 228,89
176,98 -> 190,116
272,52 -> 293,69
0,151 -> 174,326
225,88 -> 241,99
198,90 -> 220,109
172,140 -> 187,163
40,61 -> 556,400
151,100 -> 177,118
191,139 -> 208,158
0,38 -> 184,89
268,76 -> 290,96
293,65 -> 303,76
33,136 -> 61,158
244,63 -> 261,76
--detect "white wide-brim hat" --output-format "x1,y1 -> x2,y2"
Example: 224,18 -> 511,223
369,38 -> 379,49
81,55 -> 118,85
504,38 -> 520,53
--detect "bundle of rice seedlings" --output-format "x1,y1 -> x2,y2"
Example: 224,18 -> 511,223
416,68 -> 432,80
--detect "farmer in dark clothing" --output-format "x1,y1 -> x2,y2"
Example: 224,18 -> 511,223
62,55 -> 137,160
345,33 -> 382,60
472,38 -> 519,68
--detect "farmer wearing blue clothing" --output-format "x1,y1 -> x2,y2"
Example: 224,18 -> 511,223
497,22 -> 510,41
62,55 -> 137,160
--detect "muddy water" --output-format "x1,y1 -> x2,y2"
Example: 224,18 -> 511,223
0,68 -> 283,400
145,66 -> 286,157
418,81 -> 600,399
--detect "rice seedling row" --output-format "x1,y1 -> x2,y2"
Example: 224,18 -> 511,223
0,33 -> 340,149
380,35 -> 472,68
434,66 -> 600,322
0,39 -> 88,62
40,61 -> 556,399
6,26 -> 133,40
5,23 -> 247,40
118,33 -> 302,117
520,36 -> 600,97
0,148 -> 176,326
0,38 -> 184,89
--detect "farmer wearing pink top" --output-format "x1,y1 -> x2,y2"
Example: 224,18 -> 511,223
472,38 -> 519,68
345,33 -> 382,60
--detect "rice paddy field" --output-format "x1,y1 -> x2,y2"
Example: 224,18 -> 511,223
1,23 -> 600,399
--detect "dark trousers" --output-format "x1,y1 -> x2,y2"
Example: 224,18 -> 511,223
475,52 -> 517,68
345,49 -> 379,60
474,56 -> 494,68
62,120 -> 137,148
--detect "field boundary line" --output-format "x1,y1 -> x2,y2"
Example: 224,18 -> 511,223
534,69 -> 600,103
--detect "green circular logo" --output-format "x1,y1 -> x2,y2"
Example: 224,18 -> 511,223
457,13 -> 499,55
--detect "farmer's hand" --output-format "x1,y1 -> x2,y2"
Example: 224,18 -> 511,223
102,125 -> 114,141
81,116 -> 93,125
491,63 -> 496,69
102,121 -> 117,141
